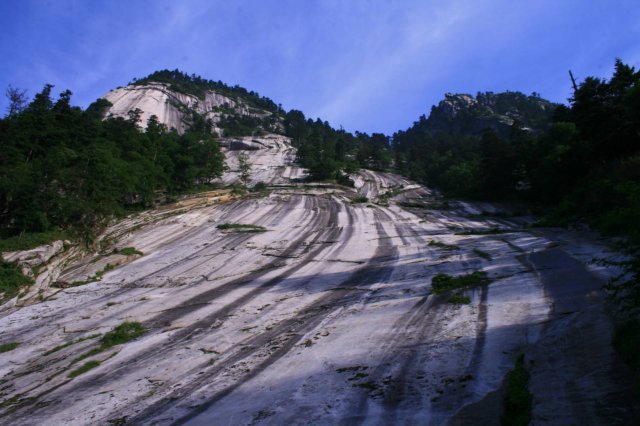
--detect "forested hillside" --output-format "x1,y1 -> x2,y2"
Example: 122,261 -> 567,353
0,85 -> 224,242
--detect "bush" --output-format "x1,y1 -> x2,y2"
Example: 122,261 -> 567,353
117,247 -> 143,256
0,259 -> 34,300
252,181 -> 268,192
100,322 -> 147,349
431,271 -> 490,294
448,294 -> 471,304
352,195 -> 369,204
230,184 -> 247,196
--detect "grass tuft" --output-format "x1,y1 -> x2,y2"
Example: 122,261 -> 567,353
0,342 -> 19,353
100,322 -> 146,349
70,322 -> 146,365
68,360 -> 101,378
473,248 -> 492,260
351,195 -> 369,204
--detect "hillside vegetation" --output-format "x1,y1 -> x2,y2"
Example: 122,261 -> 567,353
394,60 -> 640,310
0,85 -> 224,241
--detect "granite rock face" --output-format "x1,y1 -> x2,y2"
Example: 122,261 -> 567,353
102,83 -> 277,135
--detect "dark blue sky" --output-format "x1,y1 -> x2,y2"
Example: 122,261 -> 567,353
1,0 -> 639,133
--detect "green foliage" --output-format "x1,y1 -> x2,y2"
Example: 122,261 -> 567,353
0,259 -> 33,300
252,181 -> 268,192
284,110 -> 392,181
501,354 -> 532,426
431,271 -> 490,294
216,223 -> 267,232
219,114 -> 264,136
351,195 -> 369,204
0,88 -> 224,240
117,247 -> 143,256
132,69 -> 281,113
237,152 -> 252,186
473,248 -> 492,260
230,184 -> 247,196
100,322 -> 146,349
68,360 -> 101,378
0,342 -> 19,353
448,294 -> 471,304
0,230 -> 69,252
71,322 -> 145,364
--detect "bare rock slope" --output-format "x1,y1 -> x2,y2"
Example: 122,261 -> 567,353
1,144 -> 637,424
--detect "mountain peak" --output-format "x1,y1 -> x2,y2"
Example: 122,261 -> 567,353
426,91 -> 557,137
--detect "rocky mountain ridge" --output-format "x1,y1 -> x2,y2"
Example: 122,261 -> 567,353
102,72 -> 558,142
424,91 -> 557,137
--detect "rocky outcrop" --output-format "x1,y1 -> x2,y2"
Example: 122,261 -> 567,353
424,91 -> 557,137
102,83 -> 276,135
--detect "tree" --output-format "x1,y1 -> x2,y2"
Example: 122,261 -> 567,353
237,152 -> 252,186
5,86 -> 28,117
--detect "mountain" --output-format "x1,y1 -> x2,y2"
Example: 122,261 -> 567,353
422,91 -> 558,137
1,62 -> 639,425
100,69 -> 285,138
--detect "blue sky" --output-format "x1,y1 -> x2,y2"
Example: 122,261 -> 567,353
1,0 -> 639,133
